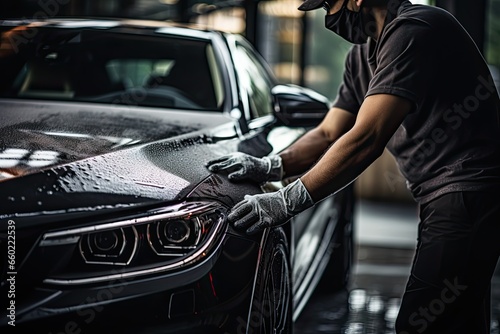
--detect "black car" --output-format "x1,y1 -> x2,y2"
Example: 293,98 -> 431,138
0,19 -> 354,333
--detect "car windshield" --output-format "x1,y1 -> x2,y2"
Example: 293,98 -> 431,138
0,25 -> 225,111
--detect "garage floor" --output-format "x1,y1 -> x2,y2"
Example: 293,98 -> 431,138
294,199 -> 500,333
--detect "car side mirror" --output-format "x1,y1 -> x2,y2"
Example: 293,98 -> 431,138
271,84 -> 331,127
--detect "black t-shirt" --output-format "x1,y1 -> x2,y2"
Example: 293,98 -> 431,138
332,0 -> 500,203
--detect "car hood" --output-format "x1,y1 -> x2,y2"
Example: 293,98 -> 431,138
0,100 -> 239,217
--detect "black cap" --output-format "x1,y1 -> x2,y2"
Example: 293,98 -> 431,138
298,0 -> 326,11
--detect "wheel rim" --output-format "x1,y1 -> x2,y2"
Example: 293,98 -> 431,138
261,244 -> 291,334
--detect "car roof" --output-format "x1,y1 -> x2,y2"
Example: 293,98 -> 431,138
0,18 -> 224,40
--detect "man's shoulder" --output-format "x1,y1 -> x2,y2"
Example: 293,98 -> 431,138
398,2 -> 453,17
394,3 -> 458,30
381,4 -> 454,47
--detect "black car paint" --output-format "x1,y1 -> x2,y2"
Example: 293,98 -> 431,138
0,98 -> 267,331
1,146 -> 264,333
0,100 -> 227,176
0,102 -> 281,333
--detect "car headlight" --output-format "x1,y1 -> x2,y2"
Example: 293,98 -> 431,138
80,227 -> 138,265
39,201 -> 227,285
148,217 -> 202,256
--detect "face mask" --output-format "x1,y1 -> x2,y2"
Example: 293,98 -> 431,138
325,0 -> 370,44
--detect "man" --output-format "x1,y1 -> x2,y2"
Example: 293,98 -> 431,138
206,0 -> 500,333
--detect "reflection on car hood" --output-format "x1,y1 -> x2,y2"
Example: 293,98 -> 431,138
0,100 -> 235,217
0,100 -> 228,176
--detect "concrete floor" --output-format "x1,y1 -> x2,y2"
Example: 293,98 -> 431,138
295,199 -> 500,333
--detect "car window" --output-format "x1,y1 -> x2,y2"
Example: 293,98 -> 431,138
106,59 -> 175,88
0,27 -> 225,111
233,40 -> 275,119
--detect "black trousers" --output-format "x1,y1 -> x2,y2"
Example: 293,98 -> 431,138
395,190 -> 500,334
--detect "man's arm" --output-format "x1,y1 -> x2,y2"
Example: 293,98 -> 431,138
301,94 -> 412,202
206,106 -> 356,183
279,106 -> 357,178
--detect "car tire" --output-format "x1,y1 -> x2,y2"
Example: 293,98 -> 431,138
316,185 -> 356,292
245,227 -> 293,334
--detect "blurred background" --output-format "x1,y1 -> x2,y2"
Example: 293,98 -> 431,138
1,0 -> 498,204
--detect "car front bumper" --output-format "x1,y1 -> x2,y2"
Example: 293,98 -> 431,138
2,231 -> 260,333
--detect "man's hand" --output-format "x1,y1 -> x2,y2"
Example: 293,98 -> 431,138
206,152 -> 283,183
228,179 -> 314,235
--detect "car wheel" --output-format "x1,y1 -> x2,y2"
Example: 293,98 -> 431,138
246,227 -> 292,334
317,185 -> 356,292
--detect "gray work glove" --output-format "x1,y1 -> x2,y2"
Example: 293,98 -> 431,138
206,152 -> 283,183
229,179 -> 314,235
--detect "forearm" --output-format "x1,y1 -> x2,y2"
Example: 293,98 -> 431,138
301,94 -> 412,202
279,127 -> 332,177
279,107 -> 356,178
301,128 -> 383,202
